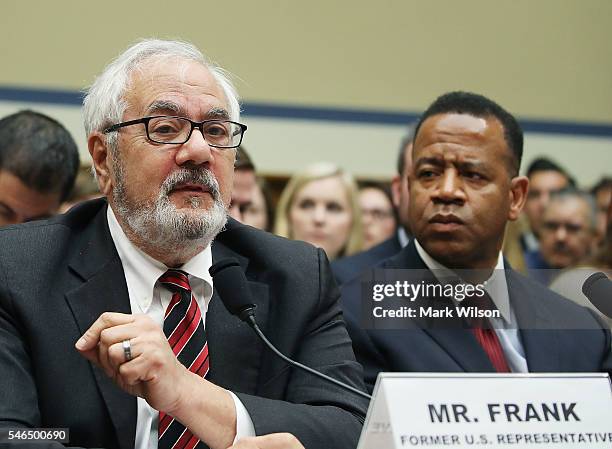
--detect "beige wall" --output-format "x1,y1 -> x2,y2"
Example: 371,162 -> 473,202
2,0 -> 611,121
1,0 -> 610,183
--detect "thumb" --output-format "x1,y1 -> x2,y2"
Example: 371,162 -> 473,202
75,340 -> 101,367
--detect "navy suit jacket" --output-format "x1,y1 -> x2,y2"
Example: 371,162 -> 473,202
0,199 -> 368,449
341,240 -> 612,393
332,234 -> 402,286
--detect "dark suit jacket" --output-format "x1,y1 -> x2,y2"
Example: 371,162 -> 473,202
341,240 -> 612,393
0,199 -> 368,449
331,234 -> 402,286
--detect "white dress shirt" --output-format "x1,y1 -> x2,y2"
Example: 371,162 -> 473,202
397,227 -> 410,248
414,240 -> 528,372
106,207 -> 255,449
522,231 -> 540,252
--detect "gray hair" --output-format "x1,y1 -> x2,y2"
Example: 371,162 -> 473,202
82,39 -> 241,147
547,188 -> 599,231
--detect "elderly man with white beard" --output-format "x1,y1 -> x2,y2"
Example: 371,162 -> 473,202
0,40 -> 367,449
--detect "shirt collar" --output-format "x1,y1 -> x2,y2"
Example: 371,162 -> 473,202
414,239 -> 512,323
523,231 -> 540,252
397,227 -> 410,248
107,206 -> 213,313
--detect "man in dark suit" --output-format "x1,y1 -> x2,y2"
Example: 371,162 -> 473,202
0,39 -> 367,449
332,126 -> 414,285
502,158 -> 575,272
332,233 -> 402,286
522,158 -> 575,265
341,91 -> 612,392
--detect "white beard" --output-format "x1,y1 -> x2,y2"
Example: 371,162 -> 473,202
113,164 -> 227,253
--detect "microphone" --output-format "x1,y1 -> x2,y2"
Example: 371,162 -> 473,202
209,258 -> 257,322
581,272 -> 612,319
209,258 -> 371,400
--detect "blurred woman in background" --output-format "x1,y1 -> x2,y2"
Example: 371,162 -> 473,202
275,162 -> 362,260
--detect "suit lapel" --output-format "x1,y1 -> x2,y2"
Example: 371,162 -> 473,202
208,236 -> 269,393
506,270 -> 561,372
386,241 -> 496,372
64,202 -> 136,449
423,329 -> 496,371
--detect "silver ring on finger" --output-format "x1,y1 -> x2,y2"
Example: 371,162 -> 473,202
122,339 -> 133,362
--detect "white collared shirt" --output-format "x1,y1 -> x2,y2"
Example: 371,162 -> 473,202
414,240 -> 528,373
397,227 -> 410,248
523,231 -> 540,252
106,207 -> 255,449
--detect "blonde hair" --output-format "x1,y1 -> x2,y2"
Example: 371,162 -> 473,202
275,162 -> 363,258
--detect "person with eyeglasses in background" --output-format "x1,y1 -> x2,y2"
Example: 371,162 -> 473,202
548,188 -> 612,329
357,180 -> 398,251
531,189 -> 601,285
503,157 -> 575,272
0,39 -> 367,449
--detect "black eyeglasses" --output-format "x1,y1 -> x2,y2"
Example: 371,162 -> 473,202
103,116 -> 247,148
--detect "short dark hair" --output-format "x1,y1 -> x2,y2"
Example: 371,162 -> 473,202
396,124 -> 415,176
413,91 -> 523,176
0,110 -> 79,201
526,157 -> 575,187
590,176 -> 612,196
235,145 -> 255,171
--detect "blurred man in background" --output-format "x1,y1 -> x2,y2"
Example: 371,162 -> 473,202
331,126 -> 414,285
229,145 -> 257,222
0,110 -> 79,226
548,188 -> 612,329
521,158 -> 574,263
241,177 -> 274,231
228,146 -> 274,232
504,157 -> 576,272
538,189 -> 599,271
591,176 -> 612,242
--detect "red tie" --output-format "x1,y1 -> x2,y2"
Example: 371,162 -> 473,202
158,270 -> 208,449
461,292 -> 510,373
471,327 -> 510,373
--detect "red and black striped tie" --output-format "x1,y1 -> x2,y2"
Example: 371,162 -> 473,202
158,270 -> 209,449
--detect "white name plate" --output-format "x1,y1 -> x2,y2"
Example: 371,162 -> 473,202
358,373 -> 612,449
